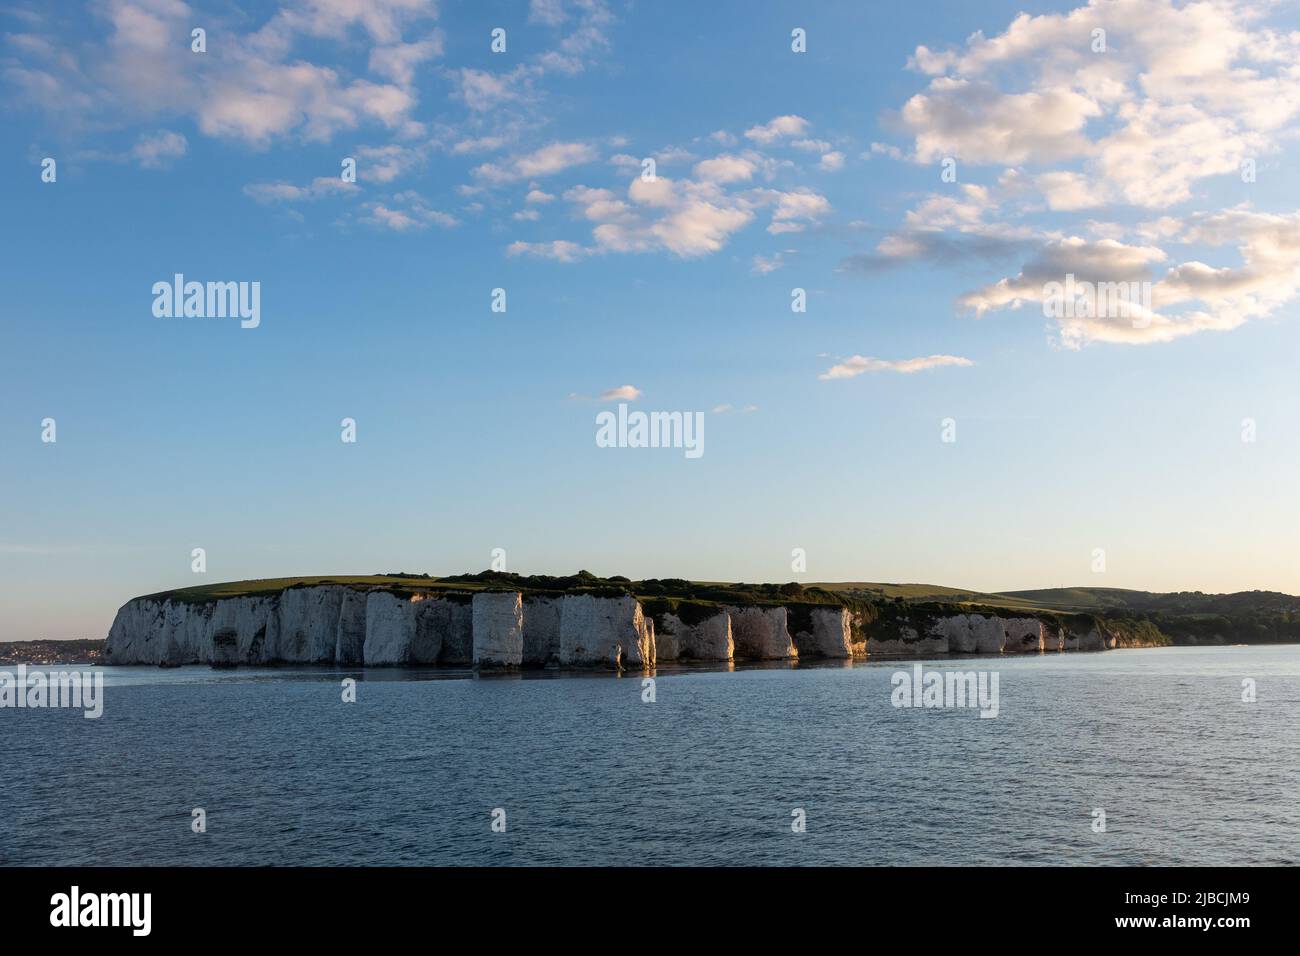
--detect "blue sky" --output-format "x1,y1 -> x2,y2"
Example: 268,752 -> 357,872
4,0 -> 1300,640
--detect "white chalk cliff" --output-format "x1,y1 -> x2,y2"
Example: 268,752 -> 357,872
558,594 -> 655,668
472,592 -> 524,667
726,606 -> 798,660
105,585 -> 1160,668
652,609 -> 733,662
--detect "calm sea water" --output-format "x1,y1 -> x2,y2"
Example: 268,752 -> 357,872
2,645 -> 1297,866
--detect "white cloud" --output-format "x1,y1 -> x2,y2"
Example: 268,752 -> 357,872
952,217 -> 1300,348
506,239 -> 588,262
368,34 -> 442,85
453,66 -> 537,112
897,0 -> 1300,208
2,0 -> 448,149
362,192 -> 458,230
528,0 -> 613,74
957,236 -> 1166,315
473,141 -> 597,183
655,146 -> 696,165
819,150 -> 845,172
599,384 -> 642,401
355,143 -> 424,182
450,135 -> 509,154
744,114 -> 810,144
529,0 -> 568,27
764,188 -> 831,234
651,199 -> 752,255
902,79 -> 1101,165
693,154 -> 755,184
819,354 -> 975,380
130,129 -> 187,168
1035,171 -> 1104,211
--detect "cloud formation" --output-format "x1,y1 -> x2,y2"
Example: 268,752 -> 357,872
861,0 -> 1300,348
819,355 -> 975,380
599,384 -> 642,401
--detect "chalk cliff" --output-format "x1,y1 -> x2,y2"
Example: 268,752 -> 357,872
789,607 -> 853,659
558,594 -> 655,668
727,606 -> 798,660
651,609 -> 733,662
472,592 -> 524,668
105,583 -> 1167,668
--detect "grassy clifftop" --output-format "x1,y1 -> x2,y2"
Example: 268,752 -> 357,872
134,572 -> 1298,646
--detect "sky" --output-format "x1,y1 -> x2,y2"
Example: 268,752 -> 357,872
3,0 -> 1300,641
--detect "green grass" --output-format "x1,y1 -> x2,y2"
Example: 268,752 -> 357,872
131,573 -> 1297,647
138,575 -> 494,604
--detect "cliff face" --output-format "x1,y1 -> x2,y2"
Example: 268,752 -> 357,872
105,586 -> 1167,668
472,592 -> 524,667
558,594 -> 655,667
792,607 -> 853,659
727,606 -> 798,660
521,595 -> 562,666
652,609 -> 733,662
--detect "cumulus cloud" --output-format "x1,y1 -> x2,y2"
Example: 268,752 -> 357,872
3,0 -> 439,147
507,163 -> 830,260
819,354 -> 975,380
692,154 -> 756,184
473,141 -> 597,183
901,80 -> 1101,165
599,384 -> 642,401
897,0 -> 1300,207
354,143 -> 425,182
744,114 -> 810,144
361,191 -> 458,230
453,65 -> 537,112
368,34 -> 443,86
764,188 -> 831,234
845,0 -> 1300,349
957,236 -> 1166,314
818,150 -> 845,171
954,216 -> 1300,348
1036,171 -> 1103,211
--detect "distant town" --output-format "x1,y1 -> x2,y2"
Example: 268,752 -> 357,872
0,640 -> 104,666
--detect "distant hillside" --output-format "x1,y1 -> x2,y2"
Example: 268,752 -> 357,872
996,587 -> 1300,644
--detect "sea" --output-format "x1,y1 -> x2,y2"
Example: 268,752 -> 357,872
1,645 -> 1297,865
